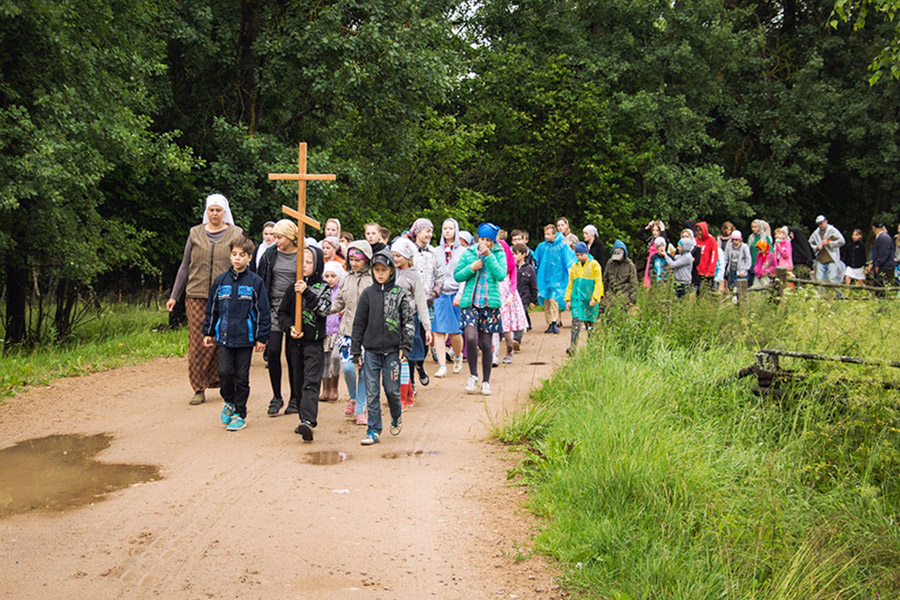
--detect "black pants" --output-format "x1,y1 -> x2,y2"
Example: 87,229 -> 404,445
267,330 -> 296,403
288,341 -> 325,427
218,346 -> 253,418
873,269 -> 890,297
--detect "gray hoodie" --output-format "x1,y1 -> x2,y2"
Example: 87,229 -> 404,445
436,218 -> 464,295
724,241 -> 751,275
663,238 -> 695,284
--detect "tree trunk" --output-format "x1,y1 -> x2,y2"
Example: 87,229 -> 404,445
237,0 -> 260,131
4,260 -> 27,349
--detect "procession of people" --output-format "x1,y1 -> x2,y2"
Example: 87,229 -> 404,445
168,194 -> 900,444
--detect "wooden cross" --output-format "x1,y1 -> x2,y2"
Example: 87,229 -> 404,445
268,143 -> 335,326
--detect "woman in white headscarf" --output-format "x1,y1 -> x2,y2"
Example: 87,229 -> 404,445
166,194 -> 245,405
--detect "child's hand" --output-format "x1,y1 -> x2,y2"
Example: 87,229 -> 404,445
565,302 -> 571,311
295,280 -> 307,294
202,335 -> 214,347
166,298 -> 176,312
589,299 -> 596,307
352,355 -> 361,368
453,297 -> 460,307
529,302 -> 535,310
290,326 -> 304,339
254,341 -> 266,352
399,350 -> 408,363
470,259 -> 483,271
425,331 -> 433,346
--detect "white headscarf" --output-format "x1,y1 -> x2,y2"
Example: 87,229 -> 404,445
202,193 -> 235,226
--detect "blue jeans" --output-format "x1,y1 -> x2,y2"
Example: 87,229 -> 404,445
363,351 -> 402,435
815,261 -> 840,284
727,271 -> 747,290
341,359 -> 367,415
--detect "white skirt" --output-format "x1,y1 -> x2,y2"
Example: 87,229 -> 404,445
845,266 -> 866,281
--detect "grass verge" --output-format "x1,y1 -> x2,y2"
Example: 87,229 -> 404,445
501,292 -> 900,600
1,305 -> 185,399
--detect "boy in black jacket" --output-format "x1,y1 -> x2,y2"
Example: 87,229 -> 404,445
202,237 -> 271,431
277,245 -> 332,441
351,250 -> 415,446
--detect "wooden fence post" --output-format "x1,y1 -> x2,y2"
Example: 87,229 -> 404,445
737,279 -> 748,306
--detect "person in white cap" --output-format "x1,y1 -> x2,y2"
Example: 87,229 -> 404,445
808,215 -> 845,284
166,193 -> 245,406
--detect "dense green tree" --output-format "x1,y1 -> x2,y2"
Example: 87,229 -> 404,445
0,0 -> 195,345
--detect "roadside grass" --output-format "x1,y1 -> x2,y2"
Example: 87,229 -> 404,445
501,292 -> 900,600
0,305 -> 185,398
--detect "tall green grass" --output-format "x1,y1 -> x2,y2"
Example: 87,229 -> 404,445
0,305 -> 186,398
502,292 -> 900,599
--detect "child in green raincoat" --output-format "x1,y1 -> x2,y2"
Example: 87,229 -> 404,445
564,242 -> 604,355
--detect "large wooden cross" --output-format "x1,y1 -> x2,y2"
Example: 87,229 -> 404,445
268,143 -> 335,326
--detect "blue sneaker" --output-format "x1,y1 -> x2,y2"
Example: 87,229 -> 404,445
226,414 -> 246,431
221,402 -> 235,425
360,430 -> 380,445
390,416 -> 402,436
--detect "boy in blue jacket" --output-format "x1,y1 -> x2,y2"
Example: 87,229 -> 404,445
203,237 -> 271,431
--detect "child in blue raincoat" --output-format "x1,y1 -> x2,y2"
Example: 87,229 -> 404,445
564,242 -> 604,355
534,224 -> 577,334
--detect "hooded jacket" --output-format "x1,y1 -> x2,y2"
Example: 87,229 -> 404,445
516,261 -> 538,306
202,266 -> 271,348
808,224 -> 846,265
454,242 -> 508,309
534,232 -> 577,307
789,227 -> 814,268
436,218 -> 465,295
694,222 -> 719,277
395,265 -> 432,330
664,238 -> 695,284
277,245 -> 332,344
774,238 -> 793,270
564,257 -> 604,322
411,238 -> 444,302
331,240 -> 374,337
725,241 -> 751,274
351,250 -> 414,357
603,240 -> 638,305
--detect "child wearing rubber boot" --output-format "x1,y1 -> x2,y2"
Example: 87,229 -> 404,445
351,249 -> 415,446
564,242 -> 603,355
202,236 -> 271,431
391,237 -> 433,411
277,245 -> 332,442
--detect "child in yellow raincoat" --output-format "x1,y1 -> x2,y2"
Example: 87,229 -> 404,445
565,242 -> 604,355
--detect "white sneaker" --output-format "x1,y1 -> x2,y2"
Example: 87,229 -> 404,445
481,382 -> 491,396
435,365 -> 447,378
465,375 -> 478,393
453,355 -> 464,374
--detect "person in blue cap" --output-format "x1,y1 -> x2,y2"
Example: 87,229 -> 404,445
564,241 -> 604,355
454,223 -> 508,396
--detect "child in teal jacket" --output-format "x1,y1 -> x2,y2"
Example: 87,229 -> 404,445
454,223 -> 507,396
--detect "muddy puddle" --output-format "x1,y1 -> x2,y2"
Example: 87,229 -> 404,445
305,451 -> 348,465
381,450 -> 438,459
0,434 -> 160,518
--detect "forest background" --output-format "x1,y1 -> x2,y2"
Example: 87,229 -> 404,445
2,0 -> 900,345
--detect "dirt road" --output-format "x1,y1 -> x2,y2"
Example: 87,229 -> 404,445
0,320 -> 569,599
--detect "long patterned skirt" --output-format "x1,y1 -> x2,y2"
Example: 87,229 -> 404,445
186,297 -> 219,392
